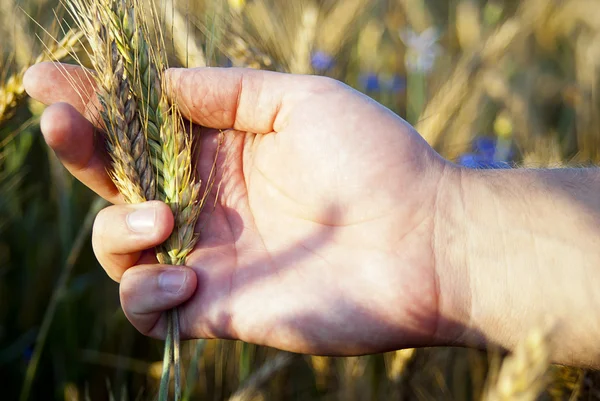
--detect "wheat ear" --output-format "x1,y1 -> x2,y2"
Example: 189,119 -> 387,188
0,30 -> 81,125
67,0 -> 218,398
484,324 -> 553,401
102,0 -> 205,250
107,5 -> 199,397
93,1 -> 216,398
67,0 -> 156,203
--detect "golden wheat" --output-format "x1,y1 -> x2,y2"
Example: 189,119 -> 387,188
0,30 -> 81,125
66,1 -> 219,398
67,0 -> 155,203
484,324 -> 553,401
0,0 -> 34,66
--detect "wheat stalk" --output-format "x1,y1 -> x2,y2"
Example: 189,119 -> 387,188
0,30 -> 81,125
289,2 -> 318,75
163,0 -> 207,68
228,353 -> 296,401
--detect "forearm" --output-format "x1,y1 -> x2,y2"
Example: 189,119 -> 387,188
437,166 -> 600,367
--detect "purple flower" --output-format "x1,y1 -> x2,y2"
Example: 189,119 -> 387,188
458,154 -> 483,169
474,137 -> 496,160
311,51 -> 335,71
458,153 -> 511,169
380,74 -> 406,93
359,72 -> 380,92
459,136 -> 513,169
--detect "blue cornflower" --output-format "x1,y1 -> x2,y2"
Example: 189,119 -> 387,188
311,51 -> 335,71
359,72 -> 380,92
458,153 -> 511,169
380,74 -> 406,93
459,136 -> 512,169
474,137 -> 496,160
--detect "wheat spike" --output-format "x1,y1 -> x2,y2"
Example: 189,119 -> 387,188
0,30 -> 81,125
67,0 -> 155,203
112,0 -> 206,267
103,0 -> 204,265
77,1 -> 215,398
224,33 -> 277,70
484,324 -> 553,401
67,1 -> 220,398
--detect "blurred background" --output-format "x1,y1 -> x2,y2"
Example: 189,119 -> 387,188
2,0 -> 600,399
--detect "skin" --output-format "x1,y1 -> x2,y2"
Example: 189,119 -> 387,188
24,63 -> 600,367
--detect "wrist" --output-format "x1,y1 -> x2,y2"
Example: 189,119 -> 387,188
431,162 -> 472,346
439,166 -> 600,367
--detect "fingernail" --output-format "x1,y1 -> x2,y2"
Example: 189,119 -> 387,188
158,270 -> 188,294
126,206 -> 156,232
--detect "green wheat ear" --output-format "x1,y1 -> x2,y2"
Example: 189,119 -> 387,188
65,0 -> 220,399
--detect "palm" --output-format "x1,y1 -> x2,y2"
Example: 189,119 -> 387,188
184,87 -> 446,354
25,64 -> 448,354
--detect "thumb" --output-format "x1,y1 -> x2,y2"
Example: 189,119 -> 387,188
119,265 -> 197,339
165,67 -> 334,134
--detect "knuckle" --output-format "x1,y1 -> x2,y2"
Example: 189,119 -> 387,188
306,75 -> 343,94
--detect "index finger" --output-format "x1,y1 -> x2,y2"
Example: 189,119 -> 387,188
24,62 -> 123,203
24,62 -> 101,123
165,67 -> 338,134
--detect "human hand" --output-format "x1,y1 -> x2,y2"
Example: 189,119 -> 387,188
24,64 -> 463,355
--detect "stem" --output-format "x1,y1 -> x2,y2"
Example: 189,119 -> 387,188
182,340 -> 206,401
239,342 -> 252,383
159,312 -> 174,401
173,307 -> 181,401
407,70 -> 426,125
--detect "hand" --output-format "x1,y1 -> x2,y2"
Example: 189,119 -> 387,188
25,63 -> 461,355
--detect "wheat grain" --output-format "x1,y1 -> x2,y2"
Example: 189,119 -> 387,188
115,0 -> 205,267
0,30 -> 81,125
67,0 -> 155,203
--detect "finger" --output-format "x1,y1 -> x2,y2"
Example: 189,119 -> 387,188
24,62 -> 101,123
41,102 -> 122,203
93,201 -> 174,282
165,67 -> 340,134
120,265 -> 197,338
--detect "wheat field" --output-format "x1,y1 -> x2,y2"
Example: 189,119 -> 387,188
1,0 -> 600,400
